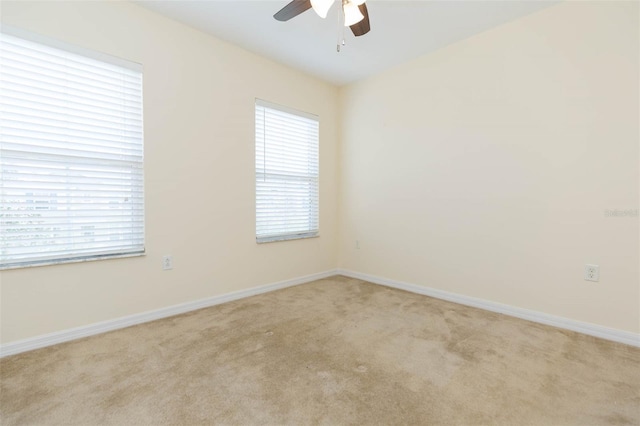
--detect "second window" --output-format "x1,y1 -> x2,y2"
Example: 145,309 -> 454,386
255,100 -> 319,243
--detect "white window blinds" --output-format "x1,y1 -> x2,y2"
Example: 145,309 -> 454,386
0,30 -> 144,269
255,100 -> 319,243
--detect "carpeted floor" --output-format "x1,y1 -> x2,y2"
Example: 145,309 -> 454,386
1,275 -> 639,425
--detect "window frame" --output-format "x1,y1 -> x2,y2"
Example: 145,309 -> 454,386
255,99 -> 319,244
0,27 -> 145,270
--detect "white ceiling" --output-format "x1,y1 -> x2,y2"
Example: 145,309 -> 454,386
135,0 -> 557,86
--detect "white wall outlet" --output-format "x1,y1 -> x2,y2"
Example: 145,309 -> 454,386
162,255 -> 173,271
584,264 -> 599,282
355,240 -> 360,249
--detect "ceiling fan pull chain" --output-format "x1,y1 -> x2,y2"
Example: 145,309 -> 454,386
337,0 -> 346,52
336,0 -> 342,52
341,10 -> 346,47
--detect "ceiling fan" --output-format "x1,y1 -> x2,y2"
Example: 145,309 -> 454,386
274,0 -> 371,38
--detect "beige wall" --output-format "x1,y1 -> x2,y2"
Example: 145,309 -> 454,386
1,1 -> 638,346
0,1 -> 340,343
338,2 -> 639,333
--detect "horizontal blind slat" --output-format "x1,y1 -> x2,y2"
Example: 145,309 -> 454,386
0,31 -> 145,268
255,102 -> 318,240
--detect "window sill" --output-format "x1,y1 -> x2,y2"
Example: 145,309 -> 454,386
0,251 -> 146,271
256,233 -> 319,244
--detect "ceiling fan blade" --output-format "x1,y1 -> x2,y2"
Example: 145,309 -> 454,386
349,3 -> 370,37
274,0 -> 313,22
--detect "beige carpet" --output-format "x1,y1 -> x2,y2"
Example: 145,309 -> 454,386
1,275 -> 639,425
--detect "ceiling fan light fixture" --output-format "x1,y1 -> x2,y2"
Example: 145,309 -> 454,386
310,0 -> 334,18
343,0 -> 364,26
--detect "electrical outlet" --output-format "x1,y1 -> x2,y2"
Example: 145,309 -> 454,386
162,255 -> 173,271
355,240 -> 360,249
584,264 -> 599,282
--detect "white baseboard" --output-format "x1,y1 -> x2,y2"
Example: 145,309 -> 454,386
337,269 -> 640,348
0,269 -> 338,358
4,268 -> 637,357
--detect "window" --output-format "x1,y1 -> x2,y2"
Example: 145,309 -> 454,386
0,29 -> 144,269
255,100 -> 319,243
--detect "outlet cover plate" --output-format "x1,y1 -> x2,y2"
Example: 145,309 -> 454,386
584,264 -> 599,282
162,255 -> 173,271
